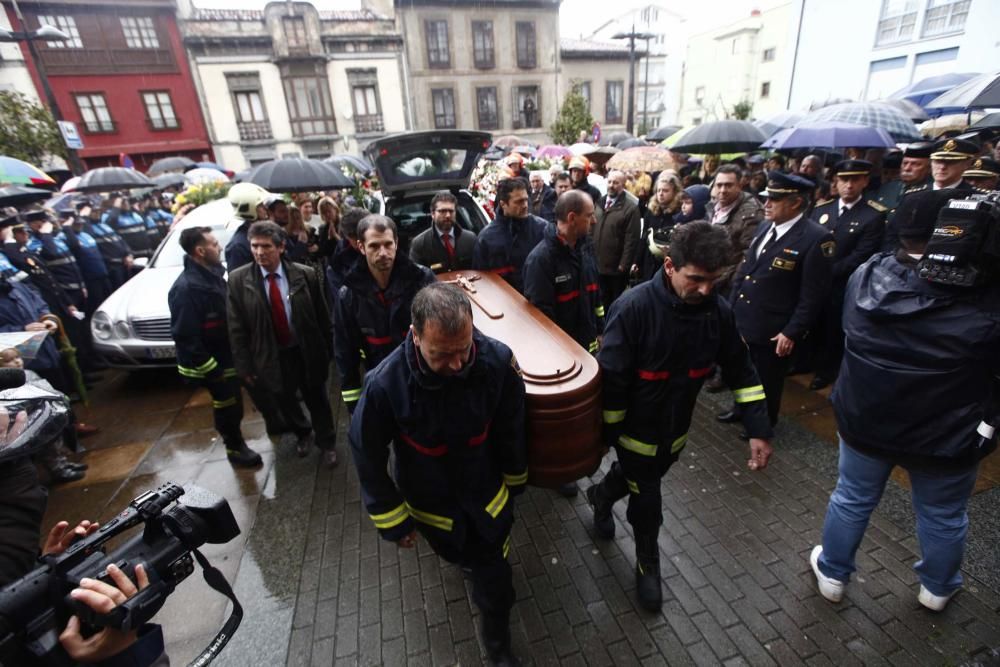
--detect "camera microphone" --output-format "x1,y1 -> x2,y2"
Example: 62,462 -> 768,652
0,368 -> 26,391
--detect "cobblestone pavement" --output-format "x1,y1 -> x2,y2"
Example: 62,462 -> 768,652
45,371 -> 1000,666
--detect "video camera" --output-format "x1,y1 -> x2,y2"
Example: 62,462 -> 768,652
919,190 -> 1000,287
0,483 -> 242,667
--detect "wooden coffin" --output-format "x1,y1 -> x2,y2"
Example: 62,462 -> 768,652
437,270 -> 604,487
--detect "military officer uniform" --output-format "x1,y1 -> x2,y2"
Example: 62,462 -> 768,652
873,151 -> 903,211
880,142 -> 934,252
810,160 -> 887,387
963,156 -> 1000,191
726,172 -> 834,426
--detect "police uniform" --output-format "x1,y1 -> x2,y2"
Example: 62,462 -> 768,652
349,329 -> 527,664
83,212 -> 133,289
880,142 -> 934,252
21,210 -> 86,309
168,255 -> 261,467
930,138 -> 980,193
61,217 -> 112,317
333,254 -> 435,413
963,156 -> 1000,191
471,211 -> 546,295
728,172 -> 834,425
590,264 -> 772,610
104,204 -> 154,259
522,223 -> 604,354
809,160 -> 887,386
1,220 -> 75,323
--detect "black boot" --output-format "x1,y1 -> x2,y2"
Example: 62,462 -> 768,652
634,531 -> 662,612
226,440 -> 263,468
586,484 -> 616,539
481,613 -> 520,667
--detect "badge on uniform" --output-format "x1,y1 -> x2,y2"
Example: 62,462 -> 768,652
554,273 -> 571,284
510,354 -> 523,378
821,240 -> 836,258
819,214 -> 829,225
772,257 -> 796,271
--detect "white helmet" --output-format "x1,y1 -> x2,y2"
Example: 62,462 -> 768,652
227,182 -> 269,221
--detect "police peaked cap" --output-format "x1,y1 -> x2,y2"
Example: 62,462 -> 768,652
761,171 -> 814,197
903,141 -> 933,159
19,209 -> 50,224
930,138 -> 978,161
964,157 -> 1000,178
833,159 -> 873,177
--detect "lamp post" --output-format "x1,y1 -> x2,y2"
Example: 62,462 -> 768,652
612,26 -> 655,136
0,0 -> 85,174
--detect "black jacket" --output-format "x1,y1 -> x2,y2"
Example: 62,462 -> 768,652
530,185 -> 558,222
224,221 -> 253,272
334,254 -> 435,412
811,197 -> 886,282
523,224 -> 604,353
325,238 -> 361,312
472,212 -> 547,295
730,217 -> 834,344
168,256 -> 233,381
600,269 -> 773,455
574,180 -> 602,207
349,330 -> 527,546
409,224 -> 476,273
833,253 -> 1000,470
83,219 -> 131,265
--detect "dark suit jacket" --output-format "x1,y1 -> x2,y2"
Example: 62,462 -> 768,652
812,197 -> 886,282
408,225 -> 476,273
591,193 -> 641,276
530,185 -> 558,222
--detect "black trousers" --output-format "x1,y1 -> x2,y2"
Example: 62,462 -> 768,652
814,285 -> 847,380
746,341 -> 793,426
0,457 -> 47,586
107,263 -> 129,290
596,451 -> 679,534
274,347 -> 336,450
204,375 -> 244,449
598,273 -> 627,314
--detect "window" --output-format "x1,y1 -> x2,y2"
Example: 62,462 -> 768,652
431,88 -> 456,129
577,81 -> 591,111
234,90 -> 266,123
36,15 -> 82,48
762,47 -> 775,62
513,85 -> 540,129
875,0 -> 918,45
227,72 -> 271,141
283,17 -> 307,49
283,76 -> 336,136
516,21 -> 536,69
695,86 -> 706,104
425,20 -> 450,69
922,0 -> 970,37
142,91 -> 178,130
476,87 -> 499,131
606,81 -> 624,124
866,55 -> 907,99
760,81 -> 771,99
472,21 -> 494,69
119,16 -> 159,49
348,68 -> 383,133
74,93 -> 114,133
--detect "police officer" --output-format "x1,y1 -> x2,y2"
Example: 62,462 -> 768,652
718,172 -> 833,429
104,195 -> 154,260
2,217 -> 78,336
472,177 -> 546,295
334,215 -> 434,414
879,142 -> 934,252
225,182 -> 271,272
808,160 -> 886,389
587,221 -> 773,611
963,156 -> 1000,191
79,202 -> 134,290
168,226 -> 262,468
930,137 -> 978,192
349,283 -> 527,666
58,207 -> 112,320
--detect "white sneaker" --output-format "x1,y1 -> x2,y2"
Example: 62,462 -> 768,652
918,585 -> 957,612
810,545 -> 845,603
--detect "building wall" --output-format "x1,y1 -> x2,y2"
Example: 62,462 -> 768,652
0,8 -> 40,104
787,0 -> 1000,109
559,58 -> 637,133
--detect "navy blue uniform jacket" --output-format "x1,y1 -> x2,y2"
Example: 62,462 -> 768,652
811,197 -> 886,282
168,256 -> 234,382
472,213 -> 547,294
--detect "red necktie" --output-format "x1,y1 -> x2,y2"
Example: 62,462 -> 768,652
605,197 -> 614,210
267,273 -> 292,346
442,233 -> 455,264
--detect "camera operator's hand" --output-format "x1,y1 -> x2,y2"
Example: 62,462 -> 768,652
43,519 -> 99,556
59,563 -> 149,663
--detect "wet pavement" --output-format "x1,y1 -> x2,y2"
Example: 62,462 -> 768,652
43,369 -> 1000,665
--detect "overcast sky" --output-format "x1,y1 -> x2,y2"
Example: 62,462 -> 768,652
189,0 -> 791,39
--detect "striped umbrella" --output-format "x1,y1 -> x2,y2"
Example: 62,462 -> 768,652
801,102 -> 921,142
0,156 -> 56,186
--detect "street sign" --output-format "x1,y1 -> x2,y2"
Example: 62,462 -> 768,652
57,121 -> 83,150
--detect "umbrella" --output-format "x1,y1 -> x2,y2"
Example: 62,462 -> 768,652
968,112 -> 1000,132
890,72 -> 980,109
602,131 -> 633,147
761,122 -> 895,150
660,126 -> 693,149
324,155 -> 373,175
616,138 -> 649,149
189,161 -> 228,173
671,120 -> 767,154
233,169 -> 252,183
43,193 -> 82,214
569,142 -> 595,155
644,125 -> 682,142
925,71 -> 1000,111
875,98 -> 929,122
73,167 -> 154,193
801,102 -> 921,142
147,156 -> 195,176
246,158 -> 353,193
0,156 -> 56,186
606,146 -> 676,173
511,145 -> 536,158
535,145 -> 572,159
0,185 -> 55,208
753,111 -> 806,138
60,176 -> 81,193
184,168 -> 230,185
917,112 -> 986,138
583,145 -> 620,168
152,173 -> 186,189
493,135 -> 526,149
808,97 -> 854,111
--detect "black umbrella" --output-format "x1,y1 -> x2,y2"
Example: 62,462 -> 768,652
616,137 -> 649,149
0,185 -> 55,208
926,71 -> 1000,111
246,158 -> 353,193
152,173 -> 186,189
644,126 -> 682,142
147,156 -> 196,176
324,154 -> 373,175
73,167 -> 155,193
671,120 -> 767,154
602,131 -> 633,147
967,112 -> 1000,132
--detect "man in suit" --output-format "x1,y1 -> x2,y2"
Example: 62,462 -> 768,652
808,160 -> 886,390
227,221 -> 338,468
717,172 -> 834,430
591,170 -> 641,312
528,171 -> 557,223
408,191 -> 476,273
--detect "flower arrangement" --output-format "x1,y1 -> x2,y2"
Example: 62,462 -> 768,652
170,181 -> 231,214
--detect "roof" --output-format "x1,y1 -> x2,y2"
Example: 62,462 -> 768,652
188,7 -> 389,21
560,38 -> 642,59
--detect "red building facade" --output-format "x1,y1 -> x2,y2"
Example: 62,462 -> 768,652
8,0 -> 213,171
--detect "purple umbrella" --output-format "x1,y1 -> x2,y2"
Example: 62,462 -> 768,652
761,121 -> 896,150
535,145 -> 572,159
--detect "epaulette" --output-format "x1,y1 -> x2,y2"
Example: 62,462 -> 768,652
866,200 -> 888,212
973,186 -> 990,194
902,184 -> 927,196
814,198 -> 835,207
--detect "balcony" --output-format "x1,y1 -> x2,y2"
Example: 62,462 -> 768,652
82,120 -> 118,135
146,118 -> 180,132
238,120 -> 273,141
354,115 -> 384,134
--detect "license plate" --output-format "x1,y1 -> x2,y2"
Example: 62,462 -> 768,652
147,345 -> 175,359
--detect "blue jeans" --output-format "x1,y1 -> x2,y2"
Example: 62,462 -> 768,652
818,439 -> 979,596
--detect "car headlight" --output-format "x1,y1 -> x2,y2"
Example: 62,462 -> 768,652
92,312 -> 112,340
114,320 -> 131,339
